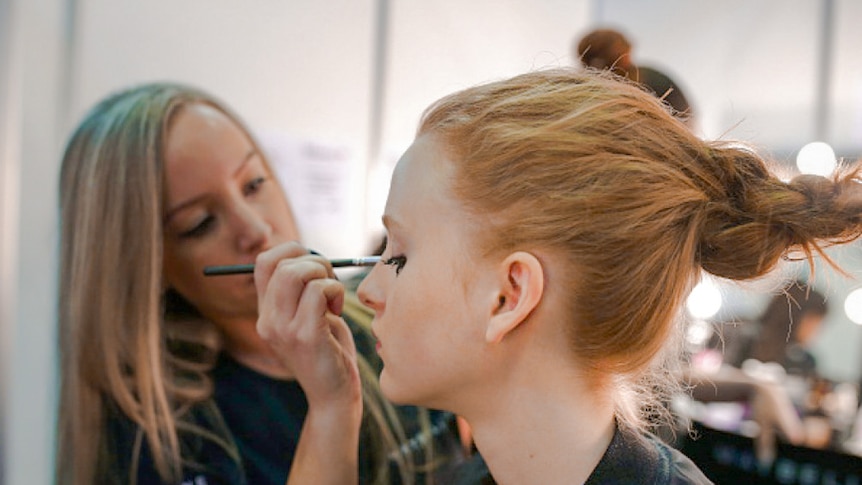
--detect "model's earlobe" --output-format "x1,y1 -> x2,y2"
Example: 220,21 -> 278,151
486,252 -> 544,344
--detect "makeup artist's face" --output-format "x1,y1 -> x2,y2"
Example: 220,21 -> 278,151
162,103 -> 299,326
358,134 -> 498,410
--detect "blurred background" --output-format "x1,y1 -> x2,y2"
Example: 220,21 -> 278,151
1,0 -> 860,482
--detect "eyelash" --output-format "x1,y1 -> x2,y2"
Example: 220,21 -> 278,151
382,255 -> 406,275
177,176 -> 267,239
244,176 -> 267,196
178,216 -> 214,239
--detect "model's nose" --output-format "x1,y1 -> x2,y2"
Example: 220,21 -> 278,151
356,267 -> 383,312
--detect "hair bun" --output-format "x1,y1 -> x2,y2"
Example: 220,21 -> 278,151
788,174 -> 836,211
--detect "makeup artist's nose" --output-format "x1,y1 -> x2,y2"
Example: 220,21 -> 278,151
232,203 -> 272,253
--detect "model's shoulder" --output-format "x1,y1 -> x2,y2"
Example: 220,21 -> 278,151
643,432 -> 714,485
585,426 -> 712,484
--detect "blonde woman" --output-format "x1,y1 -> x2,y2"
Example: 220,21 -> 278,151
260,68 -> 862,484
57,83 -> 460,484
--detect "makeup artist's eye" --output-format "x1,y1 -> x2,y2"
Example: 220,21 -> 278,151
178,215 -> 215,239
243,176 -> 268,196
382,255 -> 407,275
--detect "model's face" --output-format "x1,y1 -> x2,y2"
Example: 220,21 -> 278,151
357,134 -> 497,410
162,103 -> 299,325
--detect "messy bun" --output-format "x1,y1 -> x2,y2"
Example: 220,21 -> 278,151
697,145 -> 862,280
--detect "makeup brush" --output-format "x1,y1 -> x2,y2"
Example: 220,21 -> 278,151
203,256 -> 382,276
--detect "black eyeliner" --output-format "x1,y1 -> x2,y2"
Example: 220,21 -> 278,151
382,255 -> 406,274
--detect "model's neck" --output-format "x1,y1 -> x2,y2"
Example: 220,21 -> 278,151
463,370 -> 615,484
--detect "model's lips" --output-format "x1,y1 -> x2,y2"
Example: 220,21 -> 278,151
371,329 -> 382,353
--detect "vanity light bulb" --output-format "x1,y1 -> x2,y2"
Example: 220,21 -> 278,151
843,288 -> 862,325
796,141 -> 836,177
687,279 -> 722,320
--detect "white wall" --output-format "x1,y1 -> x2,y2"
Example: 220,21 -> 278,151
829,0 -> 862,154
2,0 -> 69,483
371,0 -> 592,234
594,0 -> 823,151
0,0 -> 15,482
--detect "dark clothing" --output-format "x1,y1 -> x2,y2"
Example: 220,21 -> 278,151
211,353 -> 344,485
678,420 -> 862,485
106,399 -> 246,485
635,66 -> 693,121
449,425 -> 713,485
103,318 -> 464,484
212,353 -> 463,484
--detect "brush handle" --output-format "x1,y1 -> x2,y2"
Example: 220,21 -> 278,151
203,256 -> 382,276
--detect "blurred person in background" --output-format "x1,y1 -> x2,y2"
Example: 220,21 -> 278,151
741,282 -> 827,378
575,27 -> 695,126
694,282 -> 848,450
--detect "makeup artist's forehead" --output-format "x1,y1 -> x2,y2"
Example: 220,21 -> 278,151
164,105 -> 253,177
165,103 -> 249,159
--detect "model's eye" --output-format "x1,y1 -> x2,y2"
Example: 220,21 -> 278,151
243,176 -> 267,196
382,255 -> 407,275
178,215 -> 215,239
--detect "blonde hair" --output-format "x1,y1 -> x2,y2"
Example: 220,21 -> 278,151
418,67 -> 862,430
58,83 -> 418,484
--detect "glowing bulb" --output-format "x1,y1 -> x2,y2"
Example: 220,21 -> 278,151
687,278 -> 722,320
844,288 -> 862,325
796,141 -> 836,176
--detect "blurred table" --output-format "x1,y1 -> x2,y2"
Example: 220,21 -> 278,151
677,420 -> 862,484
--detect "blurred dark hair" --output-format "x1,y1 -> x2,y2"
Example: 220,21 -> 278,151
749,282 -> 827,364
575,28 -> 633,75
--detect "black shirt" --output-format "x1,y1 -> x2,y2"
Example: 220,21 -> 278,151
210,353 -> 311,485
449,425 -> 713,485
105,399 -> 247,485
104,319 -> 464,484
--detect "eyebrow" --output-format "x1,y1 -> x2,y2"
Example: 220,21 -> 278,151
163,149 -> 258,223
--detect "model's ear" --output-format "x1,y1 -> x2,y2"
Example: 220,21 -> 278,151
486,251 -> 544,344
